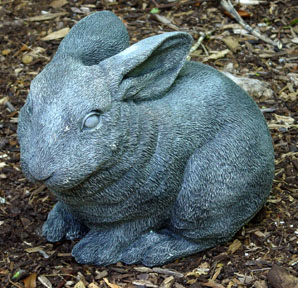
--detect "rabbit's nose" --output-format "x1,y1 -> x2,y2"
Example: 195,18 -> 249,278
24,158 -> 54,183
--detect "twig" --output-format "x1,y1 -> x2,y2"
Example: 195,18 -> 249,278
190,30 -> 214,54
150,0 -> 203,9
220,0 -> 282,49
188,30 -> 213,60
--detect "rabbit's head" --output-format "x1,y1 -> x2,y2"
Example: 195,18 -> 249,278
18,12 -> 192,192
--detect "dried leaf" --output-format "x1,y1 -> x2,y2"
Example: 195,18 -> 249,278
24,272 -> 37,288
133,266 -> 153,273
41,27 -> 70,41
211,265 -> 223,281
95,270 -> 108,280
88,284 -> 100,288
74,280 -> 86,288
199,280 -> 225,288
222,37 -> 240,52
0,96 -> 9,105
152,267 -> 184,278
103,278 -> 121,288
22,54 -> 33,64
227,239 -> 242,254
2,49 -> 11,55
132,280 -> 159,288
204,49 -> 231,61
38,275 -> 52,288
186,262 -> 210,277
26,12 -> 67,22
275,115 -> 295,125
50,0 -> 68,8
24,246 -> 50,258
161,276 -> 175,288
224,10 -> 251,19
153,14 -> 179,30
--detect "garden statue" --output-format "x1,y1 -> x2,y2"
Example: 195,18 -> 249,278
18,11 -> 275,266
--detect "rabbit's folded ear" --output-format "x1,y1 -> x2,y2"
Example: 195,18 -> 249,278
55,11 -> 130,65
101,32 -> 192,101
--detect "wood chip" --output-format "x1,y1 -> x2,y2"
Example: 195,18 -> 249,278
95,270 -> 108,280
41,27 -> 70,41
22,54 -> 33,64
161,276 -> 175,288
203,49 -> 231,61
227,239 -> 242,254
103,278 -> 121,288
132,280 -> 158,287
222,37 -> 240,52
152,267 -> 184,278
38,275 -> 53,288
133,267 -> 153,273
74,280 -> 85,288
26,12 -> 67,22
50,0 -> 68,8
199,280 -> 225,288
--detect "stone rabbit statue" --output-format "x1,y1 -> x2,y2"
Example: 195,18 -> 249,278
18,11 -> 274,266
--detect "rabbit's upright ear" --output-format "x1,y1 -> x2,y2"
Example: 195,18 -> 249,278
55,11 -> 130,65
101,32 -> 192,101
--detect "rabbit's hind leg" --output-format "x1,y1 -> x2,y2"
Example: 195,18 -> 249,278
121,228 -> 209,266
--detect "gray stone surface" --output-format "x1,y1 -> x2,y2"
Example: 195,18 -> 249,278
18,11 -> 275,266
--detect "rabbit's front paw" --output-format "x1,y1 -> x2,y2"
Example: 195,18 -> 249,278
42,202 -> 88,242
71,230 -> 123,266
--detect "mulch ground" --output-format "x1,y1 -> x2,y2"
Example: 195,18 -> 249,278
0,1 -> 297,287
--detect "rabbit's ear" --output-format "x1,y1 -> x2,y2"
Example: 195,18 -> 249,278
101,32 -> 192,101
55,11 -> 130,65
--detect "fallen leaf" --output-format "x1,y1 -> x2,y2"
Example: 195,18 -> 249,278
38,275 -> 52,288
88,283 -> 100,288
95,270 -> 108,280
41,27 -> 70,41
74,280 -> 86,288
50,0 -> 68,8
224,9 -> 251,19
0,96 -> 9,105
204,49 -> 231,61
26,12 -> 67,22
227,239 -> 242,254
133,267 -> 153,273
22,54 -> 33,64
199,280 -> 225,288
211,264 -> 223,281
103,278 -> 121,288
161,276 -> 175,288
2,49 -> 11,55
153,14 -> 179,30
132,280 -> 158,288
152,267 -> 184,278
222,37 -> 240,52
24,272 -> 37,288
275,115 -> 295,125
186,262 -> 210,277
24,246 -> 50,258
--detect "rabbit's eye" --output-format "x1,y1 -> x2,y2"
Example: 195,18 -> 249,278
82,112 -> 101,130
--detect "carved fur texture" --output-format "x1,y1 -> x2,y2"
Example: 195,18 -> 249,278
18,11 -> 275,266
